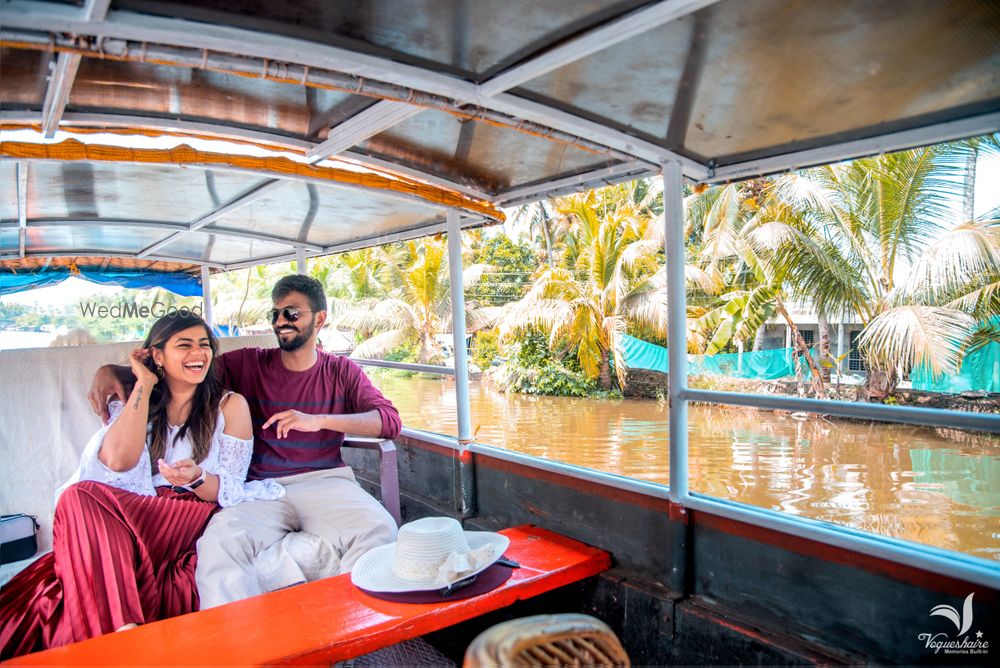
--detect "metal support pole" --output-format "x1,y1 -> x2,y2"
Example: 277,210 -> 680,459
446,209 -> 476,518
295,247 -> 307,275
837,321 -> 845,378
200,265 -> 214,328
737,340 -> 744,375
446,209 -> 473,444
663,158 -> 690,598
663,159 -> 688,501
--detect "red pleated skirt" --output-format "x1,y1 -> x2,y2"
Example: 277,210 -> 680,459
0,481 -> 219,658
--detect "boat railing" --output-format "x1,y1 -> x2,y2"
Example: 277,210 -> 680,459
352,359 -> 456,376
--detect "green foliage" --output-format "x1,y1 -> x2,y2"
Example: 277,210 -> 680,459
514,331 -> 556,367
0,302 -> 31,327
471,329 -> 500,370
383,337 -> 419,363
506,361 -> 597,397
498,331 -> 602,397
471,235 -> 535,305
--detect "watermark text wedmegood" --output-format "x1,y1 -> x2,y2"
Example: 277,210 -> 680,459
79,301 -> 203,319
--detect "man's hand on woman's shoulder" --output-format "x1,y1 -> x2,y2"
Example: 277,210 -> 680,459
88,364 -> 135,423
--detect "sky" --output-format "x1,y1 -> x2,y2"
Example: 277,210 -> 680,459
3,147 -> 999,311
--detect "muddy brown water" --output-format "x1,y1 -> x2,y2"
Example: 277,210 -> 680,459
370,374 -> 1000,561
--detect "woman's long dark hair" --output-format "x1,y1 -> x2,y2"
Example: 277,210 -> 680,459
140,313 -> 223,471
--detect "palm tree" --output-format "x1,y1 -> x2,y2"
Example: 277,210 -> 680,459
335,237 -> 495,364
497,183 -> 711,389
510,200 -> 556,267
687,184 -> 827,394
765,138 -> 1000,393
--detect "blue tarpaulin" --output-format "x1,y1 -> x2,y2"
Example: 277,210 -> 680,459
0,268 -> 202,297
911,342 -> 1000,393
619,334 -> 798,380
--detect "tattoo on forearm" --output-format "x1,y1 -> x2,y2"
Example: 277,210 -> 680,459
133,386 -> 143,409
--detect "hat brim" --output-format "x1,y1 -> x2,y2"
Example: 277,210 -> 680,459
351,531 -> 510,593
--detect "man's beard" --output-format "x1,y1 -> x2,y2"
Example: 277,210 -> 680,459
274,319 -> 315,351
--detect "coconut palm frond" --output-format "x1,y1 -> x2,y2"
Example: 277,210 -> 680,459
619,239 -> 661,273
906,218 -> 1000,300
350,329 -> 412,360
324,296 -> 356,322
466,306 -> 505,332
335,298 -> 414,334
858,306 -> 975,377
462,262 -> 494,289
618,288 -> 668,339
495,298 -> 574,342
964,320 -> 1000,354
211,297 -> 272,327
946,276 -> 1000,318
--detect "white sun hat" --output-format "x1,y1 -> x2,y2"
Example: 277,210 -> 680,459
351,517 -> 510,593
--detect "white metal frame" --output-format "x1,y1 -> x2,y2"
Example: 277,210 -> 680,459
38,0 -> 110,137
656,162 -> 1000,590
137,180 -> 289,258
711,111 -> 1000,182
0,0 -> 708,178
16,162 -> 28,258
2,0 -> 994,185
2,0 -> 999,594
25,219 -> 325,253
0,110 -> 496,201
494,161 -> 653,207
447,208 -> 474,444
478,0 -> 721,97
306,101 -> 422,164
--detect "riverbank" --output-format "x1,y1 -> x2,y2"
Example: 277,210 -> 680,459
622,368 -> 1000,414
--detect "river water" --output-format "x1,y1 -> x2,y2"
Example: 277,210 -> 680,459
370,374 -> 1000,561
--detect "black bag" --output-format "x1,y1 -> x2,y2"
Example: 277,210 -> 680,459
1,514 -> 40,564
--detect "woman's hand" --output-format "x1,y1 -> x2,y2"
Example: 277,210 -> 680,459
157,458 -> 201,487
129,348 -> 159,387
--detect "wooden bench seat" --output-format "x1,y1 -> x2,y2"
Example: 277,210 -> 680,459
5,525 -> 610,666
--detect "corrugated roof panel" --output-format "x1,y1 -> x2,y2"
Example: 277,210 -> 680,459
114,0 -> 648,80
0,227 -> 16,254
66,58 -> 372,140
520,0 -> 1000,163
515,12 -> 693,144
0,162 -> 18,221
358,108 -> 622,194
208,179 -> 446,248
154,231 -> 292,265
19,223 -> 169,254
22,162 -> 268,223
684,0 -> 1000,164
0,47 -> 51,111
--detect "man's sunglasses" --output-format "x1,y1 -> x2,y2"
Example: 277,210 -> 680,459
270,307 -> 314,324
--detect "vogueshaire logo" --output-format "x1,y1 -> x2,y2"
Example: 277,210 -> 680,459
918,593 -> 989,655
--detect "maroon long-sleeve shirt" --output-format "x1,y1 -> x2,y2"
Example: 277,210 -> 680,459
215,348 -> 401,480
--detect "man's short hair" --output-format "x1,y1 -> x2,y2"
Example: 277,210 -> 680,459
272,274 -> 327,312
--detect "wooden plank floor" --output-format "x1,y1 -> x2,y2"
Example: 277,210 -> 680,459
6,525 -> 611,666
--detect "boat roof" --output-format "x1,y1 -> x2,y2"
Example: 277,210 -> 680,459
1,0 -> 998,273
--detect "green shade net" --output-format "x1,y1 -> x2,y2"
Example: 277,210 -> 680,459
911,342 -> 1000,393
619,334 -> 798,380
911,317 -> 1000,393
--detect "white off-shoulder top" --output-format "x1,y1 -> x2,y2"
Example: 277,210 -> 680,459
56,394 -> 284,507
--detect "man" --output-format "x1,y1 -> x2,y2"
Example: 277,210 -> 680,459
89,275 -> 400,607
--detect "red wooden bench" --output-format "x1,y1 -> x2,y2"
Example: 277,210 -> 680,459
5,525 -> 610,666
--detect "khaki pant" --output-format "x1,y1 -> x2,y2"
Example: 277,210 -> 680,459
195,466 -> 397,608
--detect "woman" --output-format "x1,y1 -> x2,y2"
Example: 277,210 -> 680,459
0,313 -> 283,657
